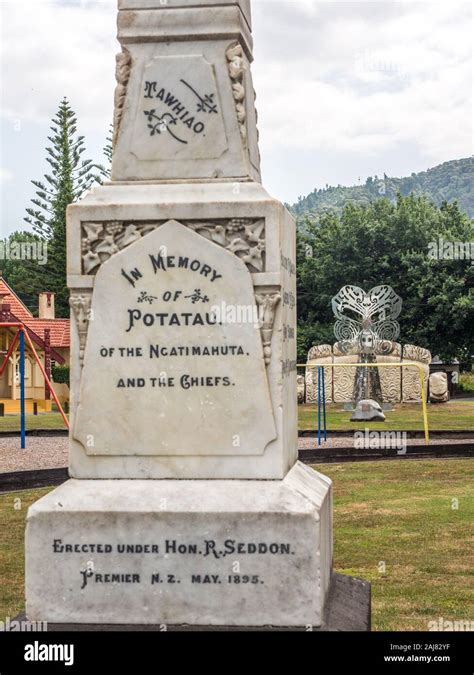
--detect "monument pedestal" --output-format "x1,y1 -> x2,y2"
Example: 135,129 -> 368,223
26,463 -> 332,628
18,575 -> 371,632
67,181 -> 298,481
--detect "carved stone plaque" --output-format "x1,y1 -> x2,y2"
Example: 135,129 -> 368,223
131,56 -> 228,161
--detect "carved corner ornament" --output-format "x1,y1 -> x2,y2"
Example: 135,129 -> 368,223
255,292 -> 281,366
81,219 -> 266,276
113,48 -> 132,148
226,42 -> 247,149
253,88 -> 261,165
186,218 -> 265,273
70,294 -> 92,367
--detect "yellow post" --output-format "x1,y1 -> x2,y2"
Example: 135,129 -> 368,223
419,368 -> 430,445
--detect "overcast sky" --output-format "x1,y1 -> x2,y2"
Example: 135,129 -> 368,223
0,0 -> 472,237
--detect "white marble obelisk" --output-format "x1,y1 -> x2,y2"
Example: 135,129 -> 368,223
25,0 -> 333,627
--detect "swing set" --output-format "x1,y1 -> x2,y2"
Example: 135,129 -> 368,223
0,322 -> 69,449
300,361 -> 430,447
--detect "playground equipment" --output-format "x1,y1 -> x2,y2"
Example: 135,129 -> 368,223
300,362 -> 430,447
0,322 -> 69,448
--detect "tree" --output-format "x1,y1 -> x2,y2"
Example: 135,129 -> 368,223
297,194 -> 474,363
292,157 -> 474,220
98,124 -> 113,181
23,98 -> 102,316
0,231 -> 45,314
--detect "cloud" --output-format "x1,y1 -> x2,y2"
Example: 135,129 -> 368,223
252,0 -> 473,164
0,0 -> 116,132
0,0 -> 472,211
0,168 -> 14,182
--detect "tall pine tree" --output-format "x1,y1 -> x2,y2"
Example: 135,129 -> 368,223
101,124 -> 113,178
24,98 -> 101,316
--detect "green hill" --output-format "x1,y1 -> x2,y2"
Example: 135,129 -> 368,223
290,157 -> 474,224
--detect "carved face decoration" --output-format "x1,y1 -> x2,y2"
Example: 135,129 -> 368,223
360,330 -> 374,351
331,285 -> 402,356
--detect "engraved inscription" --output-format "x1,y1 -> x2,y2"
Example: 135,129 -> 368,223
52,537 -> 297,591
132,55 -> 228,160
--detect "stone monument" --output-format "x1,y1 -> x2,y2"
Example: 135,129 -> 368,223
429,372 -> 449,403
24,0 -> 367,629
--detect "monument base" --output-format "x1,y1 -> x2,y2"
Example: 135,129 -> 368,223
17,574 -> 371,631
26,462 -> 333,628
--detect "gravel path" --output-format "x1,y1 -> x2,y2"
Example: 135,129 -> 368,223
298,436 -> 474,450
0,434 -> 471,475
0,437 -> 68,474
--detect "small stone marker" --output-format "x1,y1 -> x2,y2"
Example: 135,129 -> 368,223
25,0 -> 335,628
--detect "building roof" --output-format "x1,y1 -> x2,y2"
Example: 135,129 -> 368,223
27,319 -> 70,349
0,278 -> 70,349
0,278 -> 34,323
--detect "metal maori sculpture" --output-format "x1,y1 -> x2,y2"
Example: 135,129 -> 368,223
331,285 -> 402,407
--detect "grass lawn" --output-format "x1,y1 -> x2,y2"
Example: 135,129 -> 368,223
0,400 -> 472,433
0,413 -> 69,432
300,400 -> 474,432
0,459 -> 472,630
313,459 -> 474,631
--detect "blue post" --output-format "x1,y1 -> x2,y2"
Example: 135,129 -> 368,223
317,367 -> 322,447
322,366 -> 327,442
20,329 -> 26,449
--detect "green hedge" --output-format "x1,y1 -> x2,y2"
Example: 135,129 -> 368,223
52,365 -> 70,387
